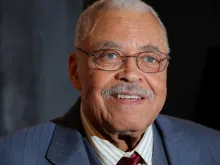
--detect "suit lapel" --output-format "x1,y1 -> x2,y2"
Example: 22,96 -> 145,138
45,98 -> 91,165
83,138 -> 103,165
152,124 -> 169,165
155,115 -> 201,165
45,125 -> 90,165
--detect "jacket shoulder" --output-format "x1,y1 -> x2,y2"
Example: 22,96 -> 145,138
0,122 -> 55,164
157,114 -> 220,137
156,114 -> 220,162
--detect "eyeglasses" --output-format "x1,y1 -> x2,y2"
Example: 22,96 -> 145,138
76,48 -> 170,73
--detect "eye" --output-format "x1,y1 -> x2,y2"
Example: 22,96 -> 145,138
139,52 -> 161,64
96,50 -> 121,64
144,56 -> 156,63
105,53 -> 118,59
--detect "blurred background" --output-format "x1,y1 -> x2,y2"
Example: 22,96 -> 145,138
0,0 -> 219,136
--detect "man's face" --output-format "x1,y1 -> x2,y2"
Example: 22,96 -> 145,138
69,10 -> 168,134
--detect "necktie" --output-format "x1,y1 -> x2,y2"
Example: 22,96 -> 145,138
116,152 -> 142,165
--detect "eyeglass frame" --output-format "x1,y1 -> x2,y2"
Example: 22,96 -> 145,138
75,47 -> 171,73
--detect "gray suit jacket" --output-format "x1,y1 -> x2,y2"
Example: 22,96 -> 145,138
1,98 -> 220,165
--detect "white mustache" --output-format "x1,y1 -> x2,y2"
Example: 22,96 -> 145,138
101,83 -> 155,100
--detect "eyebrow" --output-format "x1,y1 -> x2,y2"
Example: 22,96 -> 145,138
91,40 -> 121,50
140,44 -> 161,52
140,45 -> 170,59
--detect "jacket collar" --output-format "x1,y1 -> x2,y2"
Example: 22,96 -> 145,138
45,125 -> 90,165
152,123 -> 169,165
45,98 -> 91,165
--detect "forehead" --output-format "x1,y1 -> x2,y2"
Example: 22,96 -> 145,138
86,10 -> 167,53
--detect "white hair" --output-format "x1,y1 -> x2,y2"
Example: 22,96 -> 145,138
75,0 -> 170,53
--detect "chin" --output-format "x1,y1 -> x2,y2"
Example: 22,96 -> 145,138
104,116 -> 149,134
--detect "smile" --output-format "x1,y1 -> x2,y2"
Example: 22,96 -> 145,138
113,94 -> 142,99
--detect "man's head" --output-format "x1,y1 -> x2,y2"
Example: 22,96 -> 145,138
69,0 -> 170,137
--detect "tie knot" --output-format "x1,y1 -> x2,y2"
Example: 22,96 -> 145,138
117,152 -> 142,165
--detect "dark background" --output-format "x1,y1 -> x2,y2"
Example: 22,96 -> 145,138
0,0 -> 219,136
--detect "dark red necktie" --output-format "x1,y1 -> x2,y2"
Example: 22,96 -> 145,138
116,152 -> 142,165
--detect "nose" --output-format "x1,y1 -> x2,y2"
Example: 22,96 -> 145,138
115,57 -> 143,83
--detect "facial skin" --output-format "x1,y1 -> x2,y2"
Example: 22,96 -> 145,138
69,10 -> 169,151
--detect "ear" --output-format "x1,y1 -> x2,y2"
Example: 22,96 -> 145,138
68,53 -> 81,90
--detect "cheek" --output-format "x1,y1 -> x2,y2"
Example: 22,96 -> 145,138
80,69 -> 116,99
80,70 -> 117,124
146,72 -> 167,96
78,56 -> 112,88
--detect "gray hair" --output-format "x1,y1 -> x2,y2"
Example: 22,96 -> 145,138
75,0 -> 170,53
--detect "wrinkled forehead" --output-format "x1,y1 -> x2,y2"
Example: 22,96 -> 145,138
85,10 -> 167,53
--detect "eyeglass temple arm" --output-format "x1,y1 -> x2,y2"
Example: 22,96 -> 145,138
76,48 -> 91,56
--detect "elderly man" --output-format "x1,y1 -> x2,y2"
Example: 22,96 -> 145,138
1,0 -> 220,165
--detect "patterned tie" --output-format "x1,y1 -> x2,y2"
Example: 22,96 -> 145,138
116,152 -> 142,165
